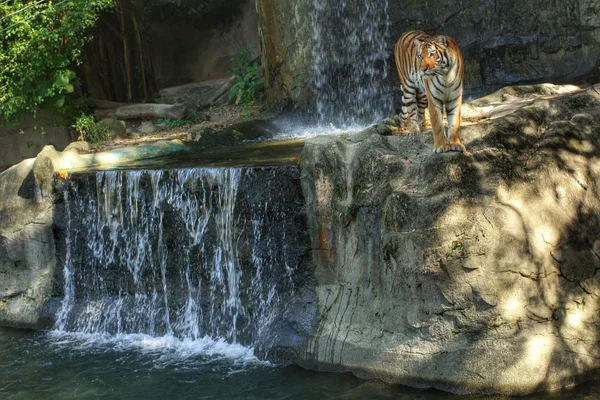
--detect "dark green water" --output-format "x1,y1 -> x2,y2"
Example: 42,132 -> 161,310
1,328 -> 599,400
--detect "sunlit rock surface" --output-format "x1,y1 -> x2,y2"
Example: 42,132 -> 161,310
298,83 -> 600,394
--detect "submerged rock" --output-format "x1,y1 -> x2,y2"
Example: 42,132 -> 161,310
297,83 -> 600,394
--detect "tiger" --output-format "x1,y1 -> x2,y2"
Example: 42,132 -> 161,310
394,30 -> 465,153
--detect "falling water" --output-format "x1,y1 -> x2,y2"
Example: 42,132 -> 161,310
53,168 -> 299,352
312,0 -> 392,127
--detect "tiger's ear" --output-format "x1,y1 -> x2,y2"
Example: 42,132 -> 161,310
433,35 -> 448,47
413,38 -> 422,47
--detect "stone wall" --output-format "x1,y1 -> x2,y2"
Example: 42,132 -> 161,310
82,0 -> 261,101
0,112 -> 74,172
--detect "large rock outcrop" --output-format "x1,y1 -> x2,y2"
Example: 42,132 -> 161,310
297,84 -> 600,394
256,0 -> 313,109
0,144 -> 78,328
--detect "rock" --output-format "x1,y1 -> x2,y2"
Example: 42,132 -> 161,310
188,119 -> 280,149
138,121 -> 158,134
95,103 -> 186,121
256,0 -> 313,109
187,127 -> 215,142
186,108 -> 210,122
96,118 -> 127,140
154,77 -> 236,110
0,153 -> 59,329
63,141 -> 93,153
257,0 -> 600,110
297,84 -> 600,395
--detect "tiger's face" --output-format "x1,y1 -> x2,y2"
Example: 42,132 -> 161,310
415,36 -> 449,76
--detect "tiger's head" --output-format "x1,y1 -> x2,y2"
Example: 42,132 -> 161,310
414,35 -> 450,76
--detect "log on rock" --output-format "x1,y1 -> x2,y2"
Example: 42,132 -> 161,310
88,99 -> 129,109
94,103 -> 186,120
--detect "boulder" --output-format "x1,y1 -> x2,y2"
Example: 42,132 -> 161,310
96,118 -> 127,140
0,151 -> 61,329
154,77 -> 235,110
297,84 -> 600,394
137,120 -> 159,134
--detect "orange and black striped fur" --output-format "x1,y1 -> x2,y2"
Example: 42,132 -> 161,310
394,30 -> 465,153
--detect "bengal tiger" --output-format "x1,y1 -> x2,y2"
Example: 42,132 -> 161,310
394,30 -> 465,153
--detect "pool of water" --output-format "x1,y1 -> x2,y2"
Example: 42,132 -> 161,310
1,328 -> 599,400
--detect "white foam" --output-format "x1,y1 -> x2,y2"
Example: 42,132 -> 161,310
271,117 -> 370,140
47,331 -> 269,367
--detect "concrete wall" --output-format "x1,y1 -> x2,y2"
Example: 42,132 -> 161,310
0,113 -> 73,172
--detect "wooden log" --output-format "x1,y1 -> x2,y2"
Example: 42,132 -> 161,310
88,99 -> 129,109
94,103 -> 186,120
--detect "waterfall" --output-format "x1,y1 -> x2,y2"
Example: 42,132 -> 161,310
54,168 -> 301,351
311,0 -> 392,128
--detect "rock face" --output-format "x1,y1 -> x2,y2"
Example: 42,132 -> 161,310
388,0 -> 600,89
297,84 -> 600,394
143,0 -> 260,88
256,0 -> 313,109
257,0 -> 600,110
0,145 -> 73,329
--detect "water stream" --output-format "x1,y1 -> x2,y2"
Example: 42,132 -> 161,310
311,0 -> 393,128
53,168 -> 301,359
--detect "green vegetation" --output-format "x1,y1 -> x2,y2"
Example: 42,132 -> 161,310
72,114 -> 111,144
156,117 -> 199,129
0,0 -> 113,126
228,46 -> 264,120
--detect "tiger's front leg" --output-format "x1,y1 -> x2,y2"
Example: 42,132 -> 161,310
445,92 -> 465,152
425,83 -> 448,153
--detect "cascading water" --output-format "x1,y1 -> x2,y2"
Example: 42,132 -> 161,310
311,0 -> 392,128
53,167 -> 306,358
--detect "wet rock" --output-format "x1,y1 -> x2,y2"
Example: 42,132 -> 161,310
188,119 -> 280,149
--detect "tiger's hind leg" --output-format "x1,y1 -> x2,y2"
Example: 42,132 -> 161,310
401,85 -> 421,135
417,90 -> 428,131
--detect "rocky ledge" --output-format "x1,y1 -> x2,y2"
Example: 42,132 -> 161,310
298,83 -> 600,395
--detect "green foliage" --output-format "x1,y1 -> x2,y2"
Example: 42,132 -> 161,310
241,99 -> 255,121
228,46 -> 264,119
0,0 -> 114,126
73,114 -> 111,144
156,117 -> 196,129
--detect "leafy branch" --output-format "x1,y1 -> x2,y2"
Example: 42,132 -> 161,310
0,0 -> 114,126
228,46 -> 264,119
